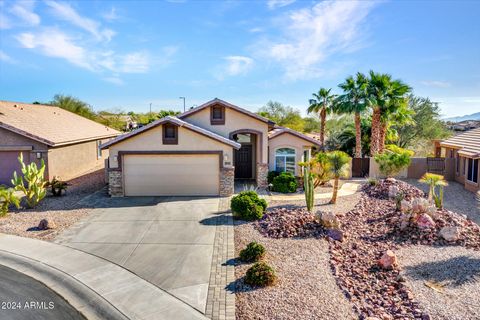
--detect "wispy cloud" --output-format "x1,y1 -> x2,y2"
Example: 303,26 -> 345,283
9,1 -> 40,26
45,1 -> 115,41
102,7 -> 119,22
254,0 -> 377,80
0,50 -> 18,64
267,0 -> 296,10
420,80 -> 451,88
224,56 -> 254,76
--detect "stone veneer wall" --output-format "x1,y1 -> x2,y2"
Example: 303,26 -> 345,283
220,167 -> 235,197
108,170 -> 123,197
256,163 -> 268,188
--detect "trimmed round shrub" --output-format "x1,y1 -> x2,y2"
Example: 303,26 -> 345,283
231,191 -> 267,221
239,241 -> 265,262
272,172 -> 298,193
267,171 -> 280,184
245,262 -> 276,287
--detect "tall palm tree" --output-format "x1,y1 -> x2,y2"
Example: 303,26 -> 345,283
326,151 -> 351,204
308,88 -> 336,150
378,80 -> 412,152
335,72 -> 368,158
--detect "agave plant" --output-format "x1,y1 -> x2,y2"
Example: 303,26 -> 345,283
419,173 -> 448,209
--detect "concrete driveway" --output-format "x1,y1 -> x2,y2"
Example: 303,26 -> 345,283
57,195 -> 221,313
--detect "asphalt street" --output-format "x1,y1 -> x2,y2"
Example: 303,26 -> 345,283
0,265 -> 85,320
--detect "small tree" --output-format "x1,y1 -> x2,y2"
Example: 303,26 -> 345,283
374,145 -> 413,178
326,151 -> 351,204
11,153 -> 47,208
419,173 -> 448,209
0,187 -> 20,217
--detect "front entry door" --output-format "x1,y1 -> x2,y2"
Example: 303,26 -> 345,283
234,145 -> 253,179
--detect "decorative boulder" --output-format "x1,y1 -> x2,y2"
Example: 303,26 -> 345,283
378,250 -> 398,270
38,219 -> 56,230
439,226 -> 460,242
416,213 -> 436,229
318,211 -> 340,229
388,185 -> 400,199
326,229 -> 344,242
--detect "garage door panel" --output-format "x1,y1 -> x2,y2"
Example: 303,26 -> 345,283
123,154 -> 219,196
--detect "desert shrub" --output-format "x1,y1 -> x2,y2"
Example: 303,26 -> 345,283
267,171 -> 280,184
0,186 -> 20,217
419,173 -> 448,209
11,153 -> 47,208
374,146 -> 412,178
245,262 -> 276,287
272,172 -> 297,193
367,177 -> 379,186
231,191 -> 267,221
46,177 -> 69,196
239,241 -> 265,262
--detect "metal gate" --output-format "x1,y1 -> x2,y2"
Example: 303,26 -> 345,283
427,157 -> 445,174
352,158 -> 370,177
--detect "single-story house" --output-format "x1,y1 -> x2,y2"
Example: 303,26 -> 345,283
439,127 -> 480,192
0,100 -> 120,185
101,98 -> 320,197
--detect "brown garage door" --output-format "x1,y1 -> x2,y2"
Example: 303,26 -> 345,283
123,154 -> 220,196
0,151 -> 25,186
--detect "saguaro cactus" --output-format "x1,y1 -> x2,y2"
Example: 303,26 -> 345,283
304,165 -> 315,212
11,153 -> 47,208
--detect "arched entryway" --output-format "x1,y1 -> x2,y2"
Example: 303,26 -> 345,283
229,129 -> 262,181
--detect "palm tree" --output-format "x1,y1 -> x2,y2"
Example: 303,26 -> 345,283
308,88 -> 336,150
419,173 -> 448,202
335,73 -> 368,158
326,151 -> 351,204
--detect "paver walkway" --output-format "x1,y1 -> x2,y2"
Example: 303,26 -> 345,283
56,194 -> 235,319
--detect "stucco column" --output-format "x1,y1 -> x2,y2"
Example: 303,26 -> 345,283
220,166 -> 235,197
256,163 -> 268,188
108,170 -> 124,197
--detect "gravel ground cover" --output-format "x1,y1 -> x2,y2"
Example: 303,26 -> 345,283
0,169 -> 105,241
234,193 -> 361,320
397,245 -> 480,320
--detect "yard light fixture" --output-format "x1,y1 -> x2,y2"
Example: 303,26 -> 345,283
36,152 -> 42,159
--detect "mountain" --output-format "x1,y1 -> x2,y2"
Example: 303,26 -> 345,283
444,112 -> 480,122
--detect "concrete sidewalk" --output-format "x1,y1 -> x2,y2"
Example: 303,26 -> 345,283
0,234 -> 208,320
265,181 -> 362,201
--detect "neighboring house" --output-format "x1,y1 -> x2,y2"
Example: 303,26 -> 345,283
0,101 -> 120,185
447,120 -> 480,132
101,98 -> 320,197
439,127 -> 480,192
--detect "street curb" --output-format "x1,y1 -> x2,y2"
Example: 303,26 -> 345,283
0,250 -> 128,320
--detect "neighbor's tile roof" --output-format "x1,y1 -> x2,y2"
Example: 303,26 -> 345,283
440,127 -> 480,158
268,126 -> 322,147
0,100 -> 120,147
100,116 -> 241,150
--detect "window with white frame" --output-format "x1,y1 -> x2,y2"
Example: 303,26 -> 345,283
303,149 -> 311,162
275,148 -> 296,174
466,158 -> 479,183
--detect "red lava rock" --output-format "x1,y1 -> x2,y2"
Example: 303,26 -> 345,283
255,208 -> 323,238
378,250 -> 398,270
326,228 -> 344,242
416,213 -> 436,229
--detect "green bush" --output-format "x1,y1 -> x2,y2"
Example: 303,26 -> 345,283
239,241 -> 265,262
267,171 -> 280,184
245,262 -> 276,287
11,153 -> 47,208
272,172 -> 297,193
0,186 -> 20,217
374,146 -> 412,178
231,191 -> 267,221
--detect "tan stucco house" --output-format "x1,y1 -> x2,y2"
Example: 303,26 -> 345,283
0,100 -> 120,185
438,127 -> 480,193
101,98 -> 320,197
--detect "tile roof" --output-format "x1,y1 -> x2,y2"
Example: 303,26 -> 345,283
268,126 -> 322,146
440,127 -> 480,158
0,100 -> 120,146
178,98 -> 275,125
100,116 -> 241,150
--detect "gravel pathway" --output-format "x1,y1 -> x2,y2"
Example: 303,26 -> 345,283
403,179 -> 480,225
0,169 -> 104,241
234,193 -> 362,320
397,245 -> 480,320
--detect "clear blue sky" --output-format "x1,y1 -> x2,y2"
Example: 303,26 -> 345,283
1,0 -> 479,117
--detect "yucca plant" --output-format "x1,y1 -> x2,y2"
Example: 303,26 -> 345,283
326,151 -> 351,204
419,173 -> 448,209
11,153 -> 47,208
0,186 -> 20,217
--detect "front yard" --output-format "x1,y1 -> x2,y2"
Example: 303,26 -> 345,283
233,179 -> 480,320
